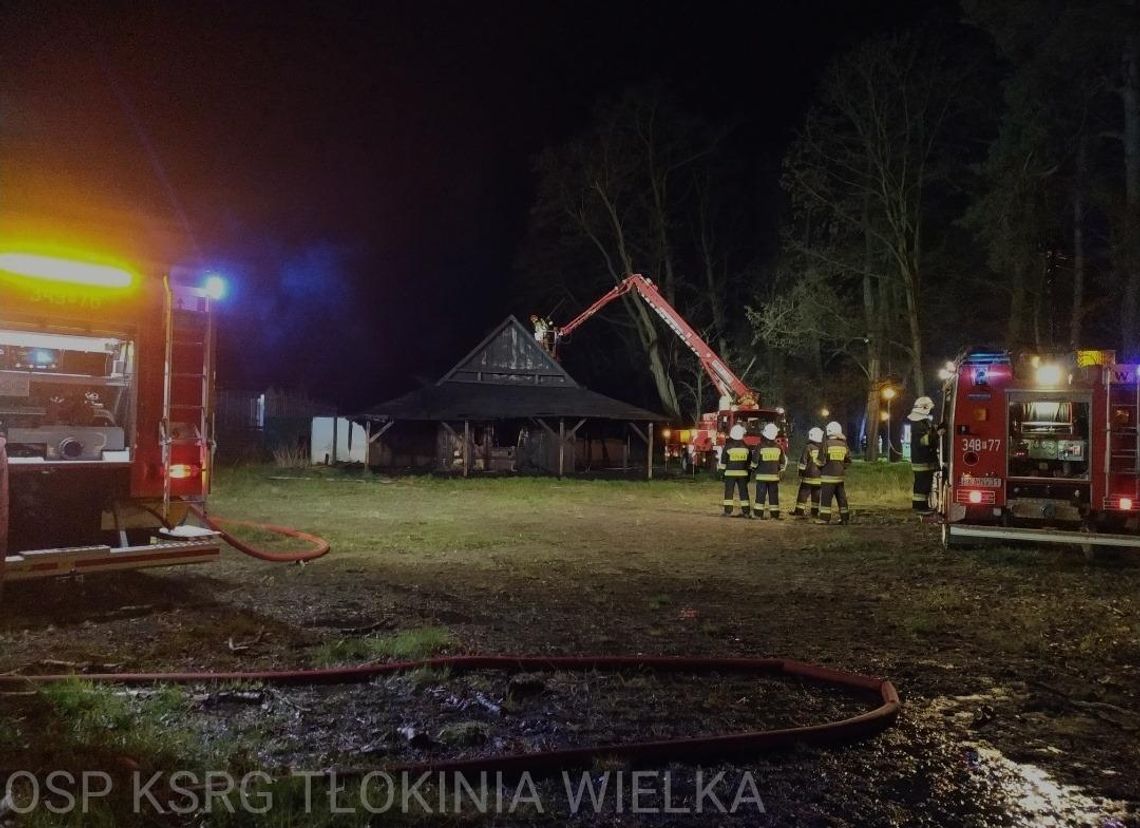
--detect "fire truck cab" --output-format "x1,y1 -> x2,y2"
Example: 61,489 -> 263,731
939,347 -> 1140,552
0,251 -> 223,580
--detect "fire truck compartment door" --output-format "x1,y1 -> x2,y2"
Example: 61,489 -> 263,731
6,426 -> 126,460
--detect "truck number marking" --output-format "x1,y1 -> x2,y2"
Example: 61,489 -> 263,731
961,437 -> 1001,453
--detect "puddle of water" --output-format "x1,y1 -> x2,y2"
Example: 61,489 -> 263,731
928,690 -> 1133,827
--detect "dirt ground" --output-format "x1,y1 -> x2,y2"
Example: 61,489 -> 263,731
2,464 -> 1139,826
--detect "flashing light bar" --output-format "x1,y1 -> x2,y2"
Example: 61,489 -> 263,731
0,253 -> 134,289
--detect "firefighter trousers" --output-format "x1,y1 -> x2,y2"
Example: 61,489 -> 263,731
722,476 -> 751,515
818,481 -> 849,523
793,482 -> 821,516
912,470 -> 934,510
754,480 -> 780,517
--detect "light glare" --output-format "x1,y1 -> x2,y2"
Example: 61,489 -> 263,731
0,252 -> 133,289
204,274 -> 227,300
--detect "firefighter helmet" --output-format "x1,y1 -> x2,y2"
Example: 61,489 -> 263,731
908,396 -> 935,421
761,423 -> 779,441
729,424 -> 746,440
825,421 -> 843,438
808,427 -> 824,443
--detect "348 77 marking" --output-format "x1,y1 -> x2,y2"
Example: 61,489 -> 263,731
961,437 -> 1001,453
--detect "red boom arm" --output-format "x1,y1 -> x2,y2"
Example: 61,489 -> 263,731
556,274 -> 758,408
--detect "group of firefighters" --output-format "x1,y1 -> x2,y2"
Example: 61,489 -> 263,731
716,394 -> 939,522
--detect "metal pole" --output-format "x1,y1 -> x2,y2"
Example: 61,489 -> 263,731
463,420 -> 470,477
648,422 -> 654,480
0,436 -> 8,580
558,418 -> 565,478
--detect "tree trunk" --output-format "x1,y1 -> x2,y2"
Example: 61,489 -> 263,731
1071,135 -> 1087,348
1008,261 -> 1027,347
1121,30 -> 1140,351
901,259 -> 925,395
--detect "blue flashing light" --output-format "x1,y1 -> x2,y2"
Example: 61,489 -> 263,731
204,274 -> 227,301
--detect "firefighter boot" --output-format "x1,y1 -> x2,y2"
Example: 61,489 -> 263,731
792,503 -> 807,518
772,509 -> 782,520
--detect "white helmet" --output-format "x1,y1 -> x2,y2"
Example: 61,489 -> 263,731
761,423 -> 779,441
908,396 -> 935,421
729,424 -> 745,440
825,421 -> 843,438
808,427 -> 824,443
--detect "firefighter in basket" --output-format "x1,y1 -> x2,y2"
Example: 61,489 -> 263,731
816,421 -> 851,524
793,426 -> 824,518
907,396 -> 937,513
718,423 -> 755,518
753,422 -> 787,519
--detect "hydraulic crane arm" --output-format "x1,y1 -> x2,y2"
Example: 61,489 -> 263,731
556,274 -> 758,408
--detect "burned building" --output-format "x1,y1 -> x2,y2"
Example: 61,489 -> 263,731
357,316 -> 665,475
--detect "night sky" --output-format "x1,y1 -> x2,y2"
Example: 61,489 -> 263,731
0,0 -> 928,410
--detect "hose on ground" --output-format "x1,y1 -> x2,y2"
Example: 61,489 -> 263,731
0,654 -> 899,776
188,504 -> 330,563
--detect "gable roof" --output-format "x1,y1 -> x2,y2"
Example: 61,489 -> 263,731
357,316 -> 666,422
441,316 -> 576,387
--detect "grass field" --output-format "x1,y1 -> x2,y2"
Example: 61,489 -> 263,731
1,462 -> 1138,826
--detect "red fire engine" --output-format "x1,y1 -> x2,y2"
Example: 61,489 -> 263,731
548,273 -> 787,469
0,250 -> 224,580
938,347 -> 1140,552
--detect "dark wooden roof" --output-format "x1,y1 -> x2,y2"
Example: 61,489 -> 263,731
359,316 -> 665,422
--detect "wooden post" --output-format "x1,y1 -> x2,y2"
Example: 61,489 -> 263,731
331,414 -> 338,465
558,418 -> 565,478
463,420 -> 470,477
648,421 -> 654,480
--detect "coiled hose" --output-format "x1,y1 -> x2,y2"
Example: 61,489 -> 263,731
0,655 -> 899,775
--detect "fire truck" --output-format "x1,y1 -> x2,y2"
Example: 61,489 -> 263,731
549,273 -> 787,469
0,250 -> 224,580
938,347 -> 1140,552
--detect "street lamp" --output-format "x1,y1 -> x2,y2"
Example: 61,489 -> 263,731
881,385 -> 897,460
820,407 -> 830,418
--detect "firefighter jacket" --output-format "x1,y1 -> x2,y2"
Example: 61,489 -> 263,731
798,441 -> 823,485
910,418 -> 938,472
820,436 -> 851,483
717,438 -> 755,478
754,438 -> 787,482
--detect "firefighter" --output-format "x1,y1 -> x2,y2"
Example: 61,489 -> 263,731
530,315 -> 551,350
793,426 -> 824,518
816,421 -> 851,524
908,396 -> 937,512
753,422 -> 787,519
718,423 -> 755,518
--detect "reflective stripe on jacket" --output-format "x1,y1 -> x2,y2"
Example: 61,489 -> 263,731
798,441 -> 823,485
754,439 -> 786,481
819,436 -> 851,483
717,439 -> 755,477
910,417 -> 938,471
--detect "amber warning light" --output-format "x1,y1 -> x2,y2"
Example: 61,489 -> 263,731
0,252 -> 134,289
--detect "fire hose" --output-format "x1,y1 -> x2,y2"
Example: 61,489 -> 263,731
1,443 -> 897,770
0,655 -> 899,775
187,504 -> 330,563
